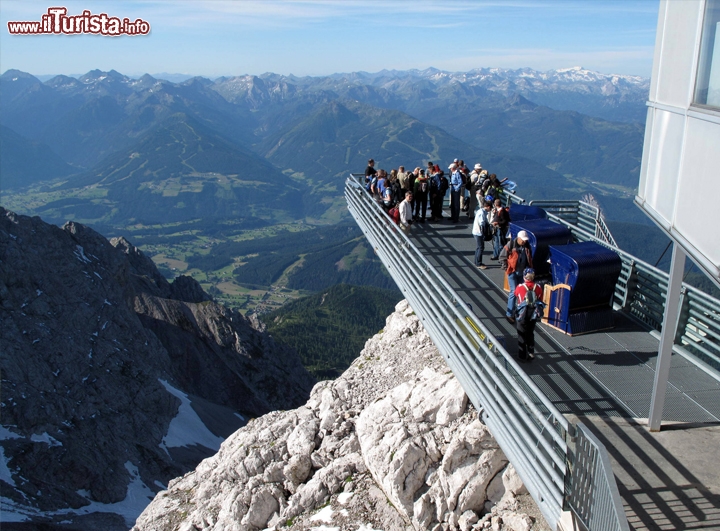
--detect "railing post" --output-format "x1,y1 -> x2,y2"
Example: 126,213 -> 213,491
676,286 -> 690,343
648,243 -> 686,432
622,260 -> 637,312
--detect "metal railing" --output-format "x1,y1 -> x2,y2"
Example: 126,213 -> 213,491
567,424 -> 628,531
497,191 -> 617,247
346,174 -> 628,531
536,205 -> 720,374
493,190 -> 720,373
531,200 -> 618,248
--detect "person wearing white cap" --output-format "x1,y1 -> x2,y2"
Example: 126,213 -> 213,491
500,230 -> 533,323
448,162 -> 462,222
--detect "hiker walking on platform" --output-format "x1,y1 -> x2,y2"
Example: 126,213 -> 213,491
501,230 -> 533,323
514,268 -> 544,362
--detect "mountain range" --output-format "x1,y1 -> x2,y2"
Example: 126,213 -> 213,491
1,65 -> 650,243
0,63 -> 668,320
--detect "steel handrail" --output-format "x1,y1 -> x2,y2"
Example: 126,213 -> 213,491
347,177 -> 594,528
541,207 -> 720,372
346,175 -> 632,531
347,177 -> 571,436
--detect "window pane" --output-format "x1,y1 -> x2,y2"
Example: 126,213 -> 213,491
695,0 -> 720,107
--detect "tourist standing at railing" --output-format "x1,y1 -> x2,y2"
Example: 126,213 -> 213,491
390,172 -> 403,205
413,169 -> 430,223
449,163 -> 463,223
429,170 -> 447,222
467,163 -> 483,216
491,198 -> 510,260
483,173 -> 508,199
397,166 -> 409,194
364,159 -> 376,187
459,160 -> 470,213
399,191 -> 414,232
375,169 -> 387,202
501,230 -> 533,323
409,167 -> 420,213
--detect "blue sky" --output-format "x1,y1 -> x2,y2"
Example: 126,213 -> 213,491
0,0 -> 660,78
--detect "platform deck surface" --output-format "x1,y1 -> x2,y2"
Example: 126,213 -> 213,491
406,214 -> 720,530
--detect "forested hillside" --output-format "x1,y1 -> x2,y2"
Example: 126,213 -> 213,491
263,284 -> 402,378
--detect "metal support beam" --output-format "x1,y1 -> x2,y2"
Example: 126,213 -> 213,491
648,243 -> 686,432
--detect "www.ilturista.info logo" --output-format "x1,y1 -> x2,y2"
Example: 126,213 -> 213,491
7,7 -> 150,36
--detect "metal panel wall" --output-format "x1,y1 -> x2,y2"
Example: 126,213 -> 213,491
675,116 -> 720,270
655,0 -> 702,106
638,0 -> 720,286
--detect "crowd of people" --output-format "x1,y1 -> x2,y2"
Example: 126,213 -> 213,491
362,157 -> 544,364
363,158 -> 509,227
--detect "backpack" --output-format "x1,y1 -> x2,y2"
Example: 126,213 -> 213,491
439,176 -> 449,194
516,285 -> 544,322
430,175 -> 440,193
506,248 -> 519,273
482,222 -> 494,241
388,207 -> 400,225
419,179 -> 428,193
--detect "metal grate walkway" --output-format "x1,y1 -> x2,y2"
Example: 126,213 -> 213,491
409,217 -> 720,423
408,215 -> 720,531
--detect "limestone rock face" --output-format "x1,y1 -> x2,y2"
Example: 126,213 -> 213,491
0,208 -> 314,530
134,300 -> 545,531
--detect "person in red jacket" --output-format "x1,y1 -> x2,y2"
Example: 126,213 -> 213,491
501,230 -> 533,323
514,268 -> 544,363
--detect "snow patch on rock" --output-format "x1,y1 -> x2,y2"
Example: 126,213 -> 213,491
159,379 -> 224,453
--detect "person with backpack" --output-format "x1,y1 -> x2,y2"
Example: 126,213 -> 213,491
491,198 -> 510,260
514,268 -> 545,362
431,170 -> 449,221
375,170 -> 387,201
390,173 -> 403,205
500,230 -> 533,323
472,199 -> 493,269
383,183 -> 394,210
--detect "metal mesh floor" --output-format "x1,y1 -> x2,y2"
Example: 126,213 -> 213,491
409,217 -> 720,424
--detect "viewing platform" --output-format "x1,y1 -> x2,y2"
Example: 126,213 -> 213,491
346,174 -> 720,531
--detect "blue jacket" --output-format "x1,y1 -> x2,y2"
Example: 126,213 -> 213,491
450,170 -> 463,192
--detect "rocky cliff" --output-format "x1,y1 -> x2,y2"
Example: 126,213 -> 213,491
0,207 -> 315,530
133,301 -> 548,531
